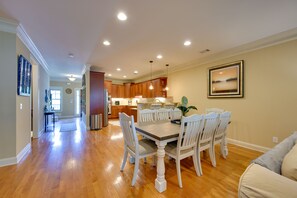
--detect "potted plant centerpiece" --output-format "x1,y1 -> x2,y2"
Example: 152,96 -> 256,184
177,96 -> 197,116
172,96 -> 197,124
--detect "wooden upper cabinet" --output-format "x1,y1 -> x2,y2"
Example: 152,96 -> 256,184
110,77 -> 167,98
124,83 -> 131,98
118,85 -> 125,98
104,80 -> 112,94
111,84 -> 118,98
130,84 -> 136,98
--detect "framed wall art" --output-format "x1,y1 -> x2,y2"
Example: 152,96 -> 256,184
208,60 -> 244,98
17,55 -> 32,96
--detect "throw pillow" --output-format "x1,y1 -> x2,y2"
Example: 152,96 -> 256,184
281,140 -> 297,181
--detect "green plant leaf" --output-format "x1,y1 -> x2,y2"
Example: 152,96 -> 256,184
181,96 -> 188,106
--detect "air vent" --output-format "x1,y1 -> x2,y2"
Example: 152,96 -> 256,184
200,49 -> 210,54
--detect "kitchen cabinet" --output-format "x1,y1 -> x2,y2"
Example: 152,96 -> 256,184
111,84 -> 125,98
124,83 -> 132,98
118,85 -> 125,98
104,80 -> 112,94
111,105 -> 127,118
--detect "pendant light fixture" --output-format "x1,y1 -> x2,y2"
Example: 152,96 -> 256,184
149,60 -> 154,90
165,64 -> 169,91
68,75 -> 76,81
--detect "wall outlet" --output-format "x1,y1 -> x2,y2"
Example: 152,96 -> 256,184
272,136 -> 278,143
20,103 -> 23,110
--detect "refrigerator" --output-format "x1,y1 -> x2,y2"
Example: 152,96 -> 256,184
103,89 -> 109,127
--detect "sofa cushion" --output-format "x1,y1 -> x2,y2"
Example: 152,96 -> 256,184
253,132 -> 297,174
281,140 -> 297,181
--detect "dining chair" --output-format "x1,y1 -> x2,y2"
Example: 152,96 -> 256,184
138,109 -> 156,123
212,111 -> 231,167
155,108 -> 171,122
119,113 -> 157,186
196,112 -> 219,176
170,107 -> 182,120
165,114 -> 204,188
205,108 -> 224,114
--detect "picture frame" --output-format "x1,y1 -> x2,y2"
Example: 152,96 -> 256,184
17,55 -> 32,96
208,60 -> 244,98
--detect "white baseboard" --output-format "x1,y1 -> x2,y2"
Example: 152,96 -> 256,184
227,138 -> 270,153
0,157 -> 17,167
16,143 -> 31,163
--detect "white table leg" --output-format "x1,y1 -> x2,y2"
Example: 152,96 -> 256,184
155,141 -> 167,193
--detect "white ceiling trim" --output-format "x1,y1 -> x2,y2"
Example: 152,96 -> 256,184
0,17 -> 18,33
170,28 -> 297,74
16,24 -> 50,74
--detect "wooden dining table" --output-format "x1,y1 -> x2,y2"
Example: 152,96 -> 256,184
135,121 -> 229,192
135,121 -> 181,193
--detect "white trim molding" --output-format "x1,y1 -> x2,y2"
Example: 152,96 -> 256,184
16,24 -> 50,74
16,143 -> 31,163
0,157 -> 17,167
0,17 -> 18,33
227,138 -> 270,153
0,143 -> 31,167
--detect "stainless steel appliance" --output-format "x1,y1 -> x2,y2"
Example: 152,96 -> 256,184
103,89 -> 109,127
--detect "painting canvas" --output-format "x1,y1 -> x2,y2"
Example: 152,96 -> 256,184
17,55 -> 32,96
208,60 -> 244,98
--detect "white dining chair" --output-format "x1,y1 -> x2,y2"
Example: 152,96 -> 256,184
155,108 -> 171,122
170,108 -> 182,120
206,108 -> 224,114
212,111 -> 231,167
119,113 -> 157,186
196,112 -> 219,176
165,114 -> 204,188
138,109 -> 156,123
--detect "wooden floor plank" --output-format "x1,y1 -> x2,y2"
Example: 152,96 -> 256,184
0,118 -> 262,197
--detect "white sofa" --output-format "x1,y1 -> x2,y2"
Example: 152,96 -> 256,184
238,132 -> 297,198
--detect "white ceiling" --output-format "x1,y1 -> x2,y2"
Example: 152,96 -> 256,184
1,0 -> 297,81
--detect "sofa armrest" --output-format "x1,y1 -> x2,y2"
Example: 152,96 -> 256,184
238,163 -> 297,198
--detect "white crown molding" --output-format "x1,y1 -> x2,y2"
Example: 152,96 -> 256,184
0,17 -> 18,33
16,143 -> 31,163
16,24 -> 50,74
170,27 -> 297,74
82,64 -> 91,75
50,77 -> 82,83
227,138 -> 270,153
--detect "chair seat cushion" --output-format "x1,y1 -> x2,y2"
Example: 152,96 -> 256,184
165,141 -> 193,156
138,139 -> 157,155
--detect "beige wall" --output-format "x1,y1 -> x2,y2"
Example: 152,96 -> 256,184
50,81 -> 82,118
16,37 -> 31,154
31,58 -> 50,138
168,39 -> 297,148
0,31 -> 17,158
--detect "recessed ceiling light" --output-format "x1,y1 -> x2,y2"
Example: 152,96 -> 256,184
103,40 -> 111,46
117,12 -> 127,21
108,74 -> 112,77
123,75 -> 127,78
116,68 -> 121,71
184,40 -> 191,46
157,54 -> 163,59
68,53 -> 74,58
133,70 -> 138,74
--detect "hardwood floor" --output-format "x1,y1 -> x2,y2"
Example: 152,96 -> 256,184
0,118 -> 262,197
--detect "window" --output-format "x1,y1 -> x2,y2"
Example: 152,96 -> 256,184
50,89 -> 61,111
